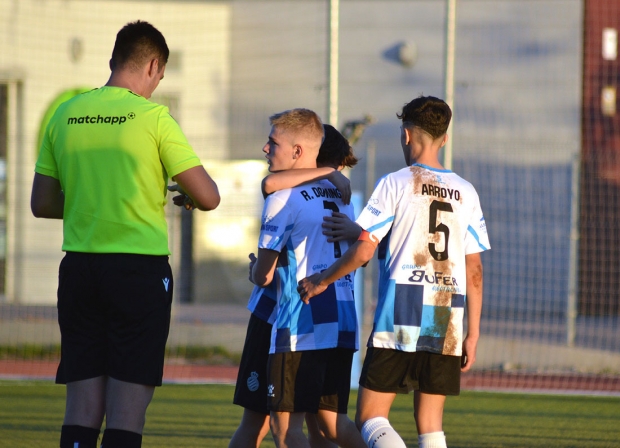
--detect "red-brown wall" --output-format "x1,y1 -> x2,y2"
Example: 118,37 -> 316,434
580,0 -> 620,315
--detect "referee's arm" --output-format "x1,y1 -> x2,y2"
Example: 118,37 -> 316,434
173,165 -> 220,211
31,173 -> 64,219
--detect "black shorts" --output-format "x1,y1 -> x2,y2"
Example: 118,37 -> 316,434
233,313 -> 273,415
266,348 -> 354,414
359,347 -> 461,396
56,252 -> 173,386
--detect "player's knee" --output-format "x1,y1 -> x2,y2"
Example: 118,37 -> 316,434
360,417 -> 407,448
318,415 -> 350,443
354,412 -> 363,431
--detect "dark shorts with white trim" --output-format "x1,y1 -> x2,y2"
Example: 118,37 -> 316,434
267,347 -> 354,414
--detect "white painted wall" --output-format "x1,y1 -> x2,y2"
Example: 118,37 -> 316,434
0,0 -> 231,303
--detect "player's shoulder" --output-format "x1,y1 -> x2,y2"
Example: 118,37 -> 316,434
445,171 -> 480,196
271,179 -> 348,209
264,188 -> 296,210
376,166 -> 413,187
312,178 -> 350,203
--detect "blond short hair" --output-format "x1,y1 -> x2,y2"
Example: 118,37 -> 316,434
269,108 -> 324,150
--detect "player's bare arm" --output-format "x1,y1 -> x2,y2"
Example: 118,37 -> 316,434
262,167 -> 335,196
461,252 -> 483,372
31,173 -> 65,219
251,248 -> 279,287
261,167 -> 351,204
322,212 -> 361,243
298,237 -> 377,304
172,165 -> 220,211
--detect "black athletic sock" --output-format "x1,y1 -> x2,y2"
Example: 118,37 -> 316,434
60,425 -> 100,448
100,428 -> 142,448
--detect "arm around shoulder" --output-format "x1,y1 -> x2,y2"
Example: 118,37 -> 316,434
31,173 -> 64,219
261,167 -> 336,197
173,165 -> 220,211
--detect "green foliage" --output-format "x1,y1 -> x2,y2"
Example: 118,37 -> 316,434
0,345 -> 61,360
0,382 -> 619,447
0,345 -> 242,365
165,345 -> 242,365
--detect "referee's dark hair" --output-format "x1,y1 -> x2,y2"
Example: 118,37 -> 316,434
398,96 -> 452,139
110,20 -> 169,73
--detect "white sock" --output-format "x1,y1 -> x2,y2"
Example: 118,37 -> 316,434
360,417 -> 407,448
418,431 -> 447,448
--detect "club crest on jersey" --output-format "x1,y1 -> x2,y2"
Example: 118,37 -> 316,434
247,371 -> 259,392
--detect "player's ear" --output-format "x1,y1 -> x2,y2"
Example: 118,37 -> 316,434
440,133 -> 448,148
148,58 -> 159,77
402,126 -> 411,145
292,145 -> 302,159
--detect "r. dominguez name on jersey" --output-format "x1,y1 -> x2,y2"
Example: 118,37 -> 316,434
300,187 -> 341,202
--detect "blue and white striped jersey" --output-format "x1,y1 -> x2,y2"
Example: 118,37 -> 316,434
258,179 -> 358,354
357,163 -> 490,356
247,282 -> 277,324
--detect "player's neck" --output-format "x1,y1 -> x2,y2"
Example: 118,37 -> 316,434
105,71 -> 145,97
409,152 -> 444,170
291,159 -> 317,170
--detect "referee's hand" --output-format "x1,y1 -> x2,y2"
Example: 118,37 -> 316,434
168,184 -> 195,210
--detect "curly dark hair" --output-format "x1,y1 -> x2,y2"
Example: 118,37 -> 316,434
317,124 -> 358,169
397,95 -> 452,139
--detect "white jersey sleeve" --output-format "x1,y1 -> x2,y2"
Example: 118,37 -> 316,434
258,192 -> 295,253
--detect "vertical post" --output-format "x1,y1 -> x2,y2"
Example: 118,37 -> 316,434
567,153 -> 581,346
363,140 -> 376,334
4,81 -> 24,302
443,0 -> 457,170
351,191 -> 364,388
328,0 -> 339,126
178,210 -> 193,303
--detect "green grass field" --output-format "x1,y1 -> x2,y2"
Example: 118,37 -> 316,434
0,381 -> 618,447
